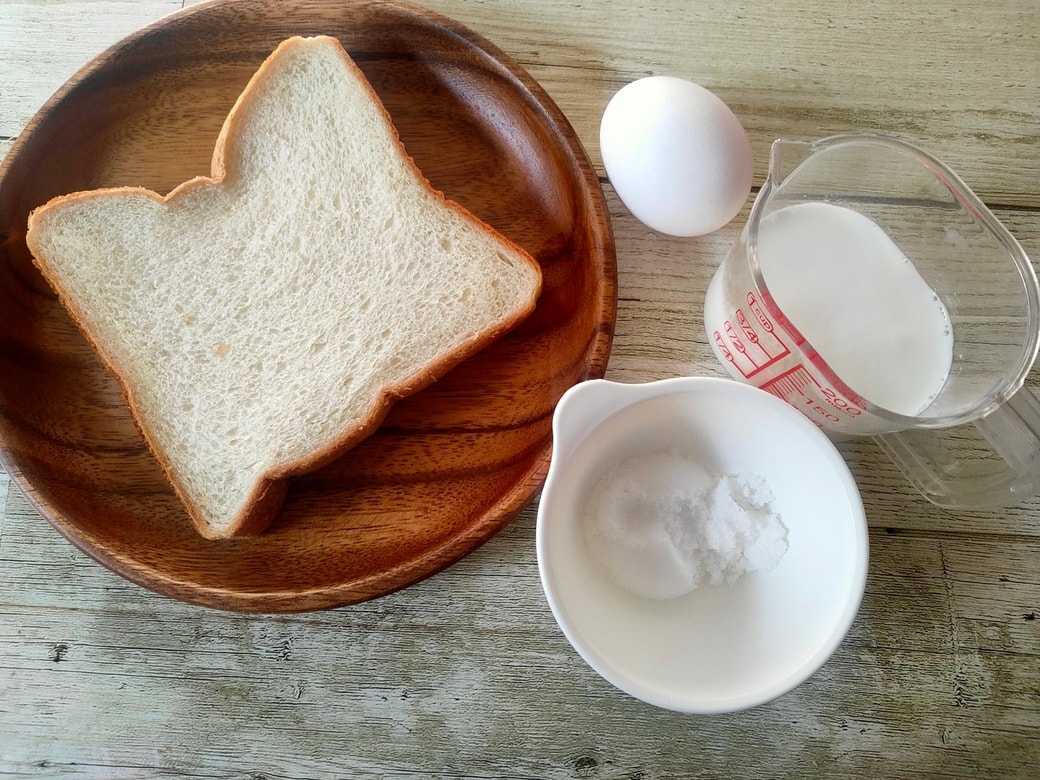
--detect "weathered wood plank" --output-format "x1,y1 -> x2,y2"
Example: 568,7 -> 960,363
3,485 -> 1040,777
3,0 -> 1039,202
2,0 -> 1040,777
0,2 -> 186,140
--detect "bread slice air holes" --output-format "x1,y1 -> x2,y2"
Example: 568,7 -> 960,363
24,35 -> 542,539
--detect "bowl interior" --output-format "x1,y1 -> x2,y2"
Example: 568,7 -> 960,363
538,380 -> 867,713
0,0 -> 615,611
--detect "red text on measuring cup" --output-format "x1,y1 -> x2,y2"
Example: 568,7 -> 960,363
712,291 -> 866,428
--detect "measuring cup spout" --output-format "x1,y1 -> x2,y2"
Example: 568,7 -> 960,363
708,132 -> 1040,509
766,139 -> 815,188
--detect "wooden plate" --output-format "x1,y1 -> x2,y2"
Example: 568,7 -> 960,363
0,0 -> 615,611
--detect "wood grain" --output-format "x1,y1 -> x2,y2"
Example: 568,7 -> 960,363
0,0 -> 616,611
2,484 -> 1039,778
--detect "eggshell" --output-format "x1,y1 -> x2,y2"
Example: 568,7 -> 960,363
600,76 -> 753,237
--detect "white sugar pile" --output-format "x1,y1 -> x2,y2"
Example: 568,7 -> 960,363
583,449 -> 789,600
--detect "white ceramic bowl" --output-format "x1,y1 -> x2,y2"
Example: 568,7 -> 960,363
536,377 -> 868,713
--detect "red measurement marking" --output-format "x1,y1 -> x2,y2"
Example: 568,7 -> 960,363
725,321 -> 759,368
762,365 -> 821,402
736,309 -> 759,345
713,290 -> 792,379
761,366 -> 836,426
761,365 -> 864,425
713,330 -> 734,364
748,292 -> 774,334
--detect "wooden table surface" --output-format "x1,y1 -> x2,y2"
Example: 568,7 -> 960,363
2,0 -> 1039,777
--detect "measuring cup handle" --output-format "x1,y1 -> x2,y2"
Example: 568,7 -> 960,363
874,388 -> 1040,510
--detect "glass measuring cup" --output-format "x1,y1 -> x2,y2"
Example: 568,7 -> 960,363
704,133 -> 1040,509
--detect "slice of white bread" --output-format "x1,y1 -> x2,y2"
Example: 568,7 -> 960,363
25,35 -> 542,539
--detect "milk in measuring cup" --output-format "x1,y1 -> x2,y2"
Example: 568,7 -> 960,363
757,202 -> 953,416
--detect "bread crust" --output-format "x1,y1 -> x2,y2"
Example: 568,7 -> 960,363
25,36 -> 542,540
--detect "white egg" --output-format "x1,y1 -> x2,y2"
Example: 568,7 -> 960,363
600,76 -> 753,237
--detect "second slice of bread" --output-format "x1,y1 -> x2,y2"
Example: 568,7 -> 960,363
25,35 -> 543,539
